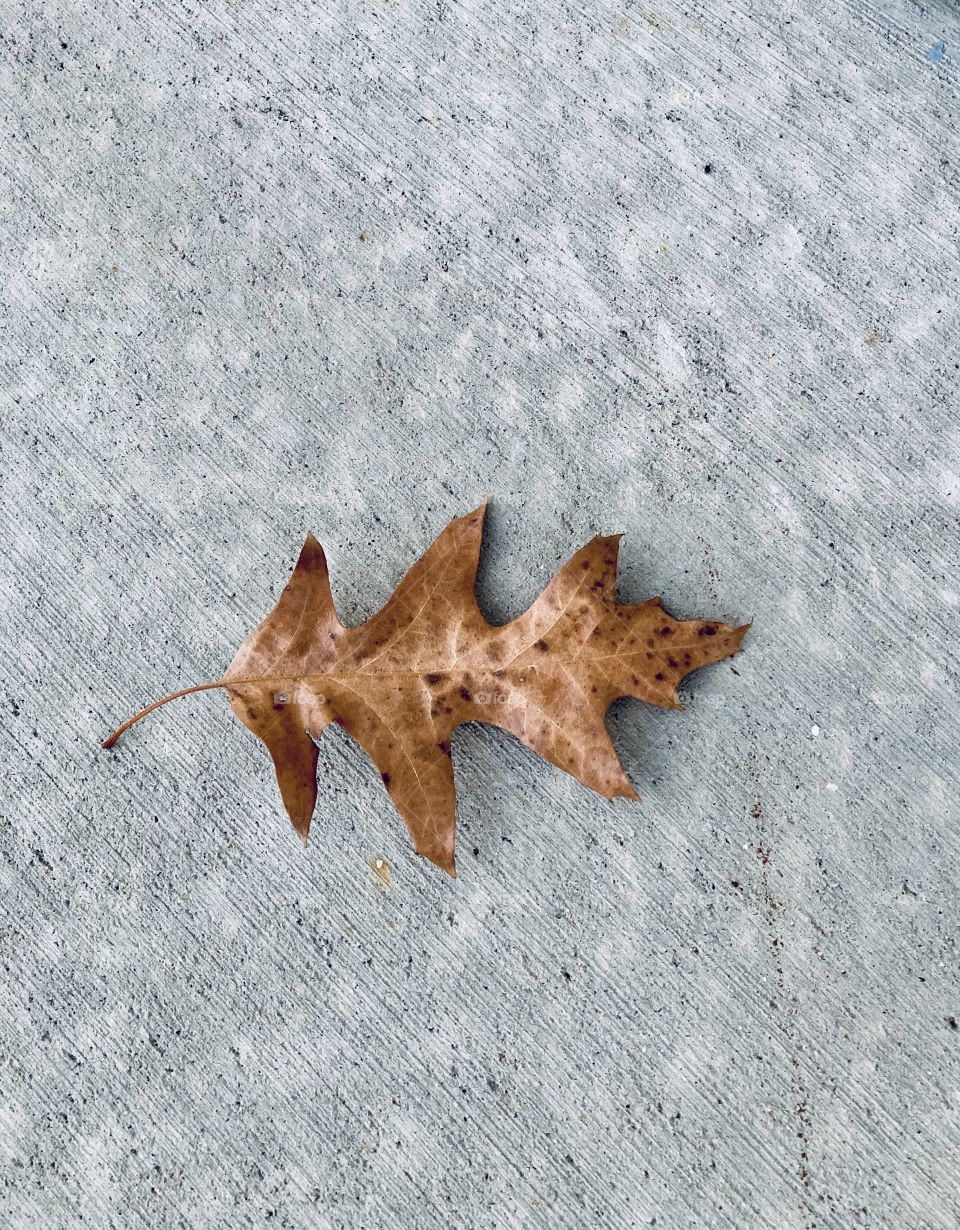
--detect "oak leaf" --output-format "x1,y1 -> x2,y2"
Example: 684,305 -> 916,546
104,504 -> 748,875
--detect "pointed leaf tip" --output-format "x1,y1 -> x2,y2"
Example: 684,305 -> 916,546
291,812 -> 311,846
418,845 -> 457,877
295,532 -> 327,570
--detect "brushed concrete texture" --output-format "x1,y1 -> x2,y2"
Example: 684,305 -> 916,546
2,0 -> 959,1226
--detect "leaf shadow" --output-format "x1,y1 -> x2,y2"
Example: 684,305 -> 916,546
604,696 -> 676,796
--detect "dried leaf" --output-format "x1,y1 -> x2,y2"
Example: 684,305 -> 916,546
104,504 -> 748,875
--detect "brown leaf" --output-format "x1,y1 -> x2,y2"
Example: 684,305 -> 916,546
104,504 -> 748,876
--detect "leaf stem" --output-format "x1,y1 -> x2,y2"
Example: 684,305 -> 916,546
102,679 -> 242,749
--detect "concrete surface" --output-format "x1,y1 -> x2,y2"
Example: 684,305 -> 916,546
1,0 -> 959,1226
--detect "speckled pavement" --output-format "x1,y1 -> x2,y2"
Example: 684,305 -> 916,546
1,1 -> 958,1226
